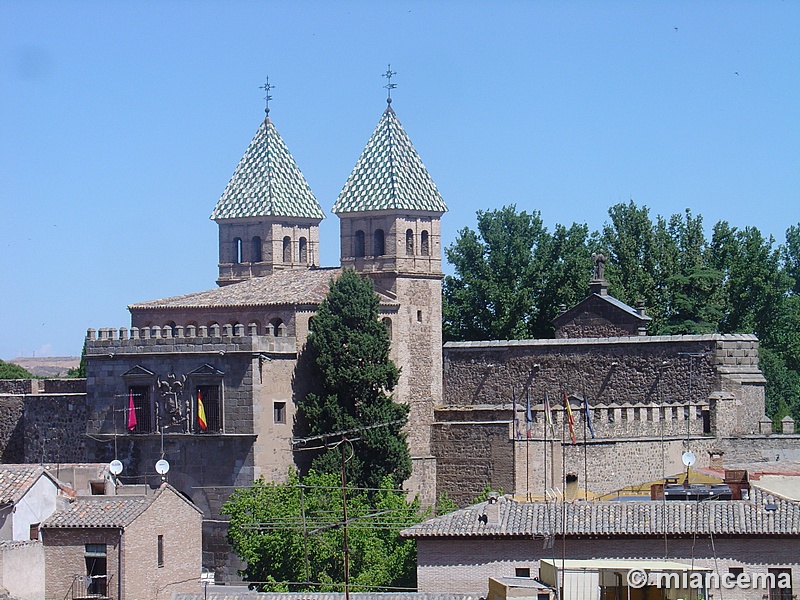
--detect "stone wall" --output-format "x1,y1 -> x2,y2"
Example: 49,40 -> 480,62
23,393 -> 87,463
0,395 -> 24,463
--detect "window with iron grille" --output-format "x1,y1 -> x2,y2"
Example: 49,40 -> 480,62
196,385 -> 222,433
128,385 -> 153,433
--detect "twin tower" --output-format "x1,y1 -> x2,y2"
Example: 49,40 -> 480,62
209,96 -> 448,498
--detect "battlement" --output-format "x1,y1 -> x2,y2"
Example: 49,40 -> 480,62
85,323 -> 296,355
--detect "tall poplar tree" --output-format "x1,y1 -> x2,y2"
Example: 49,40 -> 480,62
296,269 -> 410,489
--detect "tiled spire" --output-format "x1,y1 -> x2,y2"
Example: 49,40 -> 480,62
211,116 -> 325,221
332,106 -> 447,214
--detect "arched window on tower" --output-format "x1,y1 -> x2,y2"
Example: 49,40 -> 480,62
354,231 -> 365,258
374,229 -> 385,257
233,238 -> 243,264
405,229 -> 414,255
283,236 -> 292,263
299,237 -> 308,263
382,317 -> 393,341
251,236 -> 262,263
421,230 -> 430,256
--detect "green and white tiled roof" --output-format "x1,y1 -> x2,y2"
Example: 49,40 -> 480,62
333,106 -> 447,214
211,117 -> 325,221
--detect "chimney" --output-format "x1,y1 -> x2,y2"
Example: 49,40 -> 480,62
708,448 -> 725,471
485,492 -> 500,526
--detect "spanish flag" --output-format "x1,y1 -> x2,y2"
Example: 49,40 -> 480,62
197,390 -> 208,431
564,391 -> 577,444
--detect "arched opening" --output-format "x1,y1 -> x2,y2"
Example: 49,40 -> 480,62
282,236 -> 292,263
374,229 -> 385,256
270,318 -> 284,337
299,237 -> 308,263
405,229 -> 414,255
354,230 -> 365,258
251,236 -> 262,263
382,317 -> 392,341
421,230 -> 430,256
233,238 -> 243,264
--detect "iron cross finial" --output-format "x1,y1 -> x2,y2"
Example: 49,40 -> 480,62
382,64 -> 397,104
259,77 -> 275,115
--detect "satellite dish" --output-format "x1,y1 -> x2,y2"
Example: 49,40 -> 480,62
682,451 -> 696,467
109,460 -> 123,475
155,459 -> 170,475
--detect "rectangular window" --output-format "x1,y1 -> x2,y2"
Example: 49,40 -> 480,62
196,385 -> 222,433
768,568 -> 792,600
274,401 -> 286,424
128,385 -> 153,433
85,544 -> 107,597
515,567 -> 531,578
157,534 -> 164,568
29,523 -> 39,540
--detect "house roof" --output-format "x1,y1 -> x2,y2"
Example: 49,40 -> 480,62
42,483 -> 201,529
400,489 -> 800,538
0,465 -> 60,505
552,293 -> 651,329
129,267 -> 342,310
210,116 -> 325,221
332,106 -> 447,214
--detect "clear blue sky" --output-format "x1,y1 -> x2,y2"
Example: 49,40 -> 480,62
2,1 -> 798,359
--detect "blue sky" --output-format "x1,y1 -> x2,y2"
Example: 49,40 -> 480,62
1,1 -> 798,359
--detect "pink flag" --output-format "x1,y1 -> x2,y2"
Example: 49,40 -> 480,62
127,391 -> 137,431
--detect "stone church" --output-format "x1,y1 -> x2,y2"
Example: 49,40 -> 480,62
16,92 -> 794,581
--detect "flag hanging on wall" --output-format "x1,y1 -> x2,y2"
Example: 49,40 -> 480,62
583,394 -> 596,439
197,389 -> 208,431
127,391 -> 137,431
525,389 -> 533,439
564,391 -> 577,444
512,388 -> 521,439
543,391 -> 555,437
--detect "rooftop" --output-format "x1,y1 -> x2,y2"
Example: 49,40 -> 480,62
333,106 -> 447,214
42,494 -> 151,528
0,465 -> 61,505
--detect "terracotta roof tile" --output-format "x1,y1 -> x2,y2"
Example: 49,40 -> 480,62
42,495 -> 152,529
0,465 -> 51,504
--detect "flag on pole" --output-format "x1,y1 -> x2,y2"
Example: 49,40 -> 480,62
583,394 -> 596,439
127,390 -> 137,431
564,391 -> 577,444
525,389 -> 533,439
197,389 -> 208,431
543,391 -> 556,437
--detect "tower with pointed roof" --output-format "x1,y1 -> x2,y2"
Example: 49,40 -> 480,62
333,96 -> 447,500
211,105 -> 325,286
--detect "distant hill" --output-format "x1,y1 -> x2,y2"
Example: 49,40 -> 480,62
9,356 -> 80,378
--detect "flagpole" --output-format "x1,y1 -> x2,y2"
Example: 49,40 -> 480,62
583,393 -> 588,502
525,388 -> 531,499
543,393 -> 548,495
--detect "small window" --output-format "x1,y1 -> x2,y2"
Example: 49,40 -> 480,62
768,568 -> 792,600
672,406 -> 678,420
283,236 -> 292,263
702,409 -> 711,434
233,237 -> 243,264
196,385 -> 222,433
128,385 -> 153,433
729,567 -> 744,577
251,236 -> 262,263
274,401 -> 286,424
416,310 -> 422,323
299,237 -> 308,263
405,229 -> 414,255
633,407 -> 641,421
29,523 -> 39,540
270,318 -> 284,337
608,408 -> 615,423
515,567 -> 530,578
354,230 -> 365,258
157,534 -> 164,568
90,482 -> 105,495
421,230 -> 430,255
374,229 -> 385,256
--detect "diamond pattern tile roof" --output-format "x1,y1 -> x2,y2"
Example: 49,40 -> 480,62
42,495 -> 152,528
401,489 -> 800,538
333,106 -> 447,214
211,117 -> 325,221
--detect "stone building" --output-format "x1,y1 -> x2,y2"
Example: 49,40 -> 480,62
401,489 -> 800,598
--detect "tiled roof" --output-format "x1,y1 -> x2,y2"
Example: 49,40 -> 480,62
42,495 -> 152,529
174,594 -> 478,600
0,465 -> 52,505
211,117 -> 325,221
333,106 -> 447,214
401,489 -> 800,538
129,268 -> 342,310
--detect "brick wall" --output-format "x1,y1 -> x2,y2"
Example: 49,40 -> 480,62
416,536 -> 800,599
43,528 -> 120,600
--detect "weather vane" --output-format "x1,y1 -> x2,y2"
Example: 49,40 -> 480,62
382,64 -> 397,104
259,77 -> 275,115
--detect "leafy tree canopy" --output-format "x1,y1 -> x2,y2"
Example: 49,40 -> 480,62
296,269 -> 410,490
0,360 -> 34,379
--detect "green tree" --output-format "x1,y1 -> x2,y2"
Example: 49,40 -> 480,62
66,342 -> 87,378
222,470 -> 422,592
296,269 -> 410,490
0,360 -> 34,379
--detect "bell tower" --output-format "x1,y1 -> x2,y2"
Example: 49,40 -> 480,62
211,81 -> 325,286
333,76 -> 447,503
